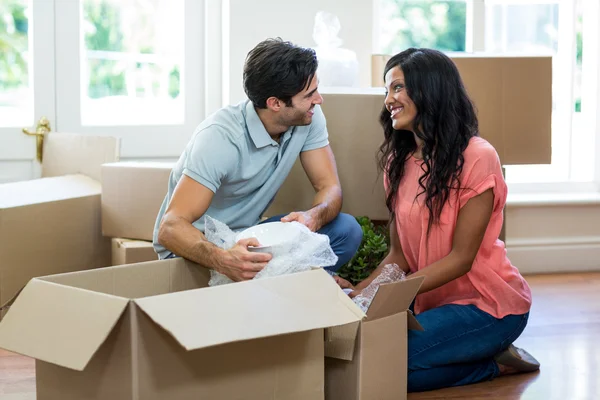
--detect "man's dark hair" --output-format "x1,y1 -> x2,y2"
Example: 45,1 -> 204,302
243,38 -> 318,109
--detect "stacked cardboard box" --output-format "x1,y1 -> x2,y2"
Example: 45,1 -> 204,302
99,56 -> 552,239
0,133 -> 119,313
266,55 -> 552,221
0,55 -> 552,399
101,162 -> 173,264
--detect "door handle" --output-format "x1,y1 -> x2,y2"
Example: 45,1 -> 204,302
22,117 -> 51,163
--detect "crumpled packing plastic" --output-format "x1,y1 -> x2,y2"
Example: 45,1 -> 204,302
353,263 -> 406,313
204,216 -> 338,286
312,11 -> 359,87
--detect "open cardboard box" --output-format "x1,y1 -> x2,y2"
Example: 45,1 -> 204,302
0,258 -> 368,400
325,275 -> 425,400
0,133 -> 119,312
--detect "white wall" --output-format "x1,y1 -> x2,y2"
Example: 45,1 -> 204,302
506,200 -> 600,275
224,0 -> 374,105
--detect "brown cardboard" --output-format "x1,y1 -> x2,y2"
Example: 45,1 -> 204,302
325,276 -> 425,400
101,162 -> 174,241
267,56 -> 552,219
0,259 -> 365,399
0,133 -> 118,314
42,133 -> 121,182
371,53 -> 552,165
0,174 -> 112,308
111,238 -> 158,265
266,92 -> 390,220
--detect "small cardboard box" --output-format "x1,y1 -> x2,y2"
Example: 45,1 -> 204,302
111,238 -> 158,265
0,133 -> 119,309
0,259 -> 365,400
101,162 -> 173,241
325,276 -> 425,400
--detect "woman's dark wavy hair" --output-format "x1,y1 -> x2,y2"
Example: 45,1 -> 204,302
378,48 -> 479,234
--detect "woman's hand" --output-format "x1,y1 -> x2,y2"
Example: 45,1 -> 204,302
333,275 -> 355,290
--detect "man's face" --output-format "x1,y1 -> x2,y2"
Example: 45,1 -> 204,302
279,74 -> 323,126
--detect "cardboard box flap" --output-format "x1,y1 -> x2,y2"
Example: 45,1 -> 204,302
0,174 -> 101,209
0,279 -> 129,371
366,276 -> 425,321
407,310 -> 424,331
324,321 -> 361,361
134,268 -> 364,351
42,132 -> 120,182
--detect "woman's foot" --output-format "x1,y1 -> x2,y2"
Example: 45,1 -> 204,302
495,344 -> 540,376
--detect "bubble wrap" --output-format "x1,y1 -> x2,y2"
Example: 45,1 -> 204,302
204,216 -> 338,286
353,263 -> 406,313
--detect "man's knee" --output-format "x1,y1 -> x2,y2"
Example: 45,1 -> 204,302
333,213 -> 363,248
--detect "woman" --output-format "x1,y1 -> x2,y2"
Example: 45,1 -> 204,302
335,48 -> 540,392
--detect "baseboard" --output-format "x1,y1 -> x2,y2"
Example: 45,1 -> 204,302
507,237 -> 600,275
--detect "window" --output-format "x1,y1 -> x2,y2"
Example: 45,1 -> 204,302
81,0 -> 184,126
490,1 -> 585,185
53,0 -> 204,158
378,0 -> 596,191
0,0 -> 31,126
377,0 -> 467,54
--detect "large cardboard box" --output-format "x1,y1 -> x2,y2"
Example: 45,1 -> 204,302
111,238 -> 158,265
325,276 -> 425,400
371,53 -> 552,165
0,133 -> 118,309
0,259 -> 365,400
266,91 -> 390,220
267,58 -> 552,220
101,162 -> 173,241
0,175 -> 111,307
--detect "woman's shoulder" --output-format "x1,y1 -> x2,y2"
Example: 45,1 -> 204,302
463,136 -> 501,169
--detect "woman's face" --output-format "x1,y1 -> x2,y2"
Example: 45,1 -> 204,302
384,66 -> 417,131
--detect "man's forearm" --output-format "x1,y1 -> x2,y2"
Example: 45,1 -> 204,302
157,215 -> 226,270
309,185 -> 342,229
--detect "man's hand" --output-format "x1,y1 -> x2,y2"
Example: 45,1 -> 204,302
281,210 -> 320,232
217,238 -> 272,281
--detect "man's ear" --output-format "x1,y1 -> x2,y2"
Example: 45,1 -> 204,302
265,97 -> 282,111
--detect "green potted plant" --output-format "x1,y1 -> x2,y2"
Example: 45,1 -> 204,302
337,216 -> 390,285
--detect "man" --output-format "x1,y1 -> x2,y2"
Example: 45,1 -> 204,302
154,38 -> 362,282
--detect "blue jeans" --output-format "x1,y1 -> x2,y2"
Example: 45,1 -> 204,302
260,212 -> 362,272
408,304 -> 529,392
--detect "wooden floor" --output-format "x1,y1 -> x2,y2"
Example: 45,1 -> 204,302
409,272 -> 600,400
0,272 -> 598,399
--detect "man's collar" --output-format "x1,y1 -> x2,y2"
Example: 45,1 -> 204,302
245,101 -> 274,149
